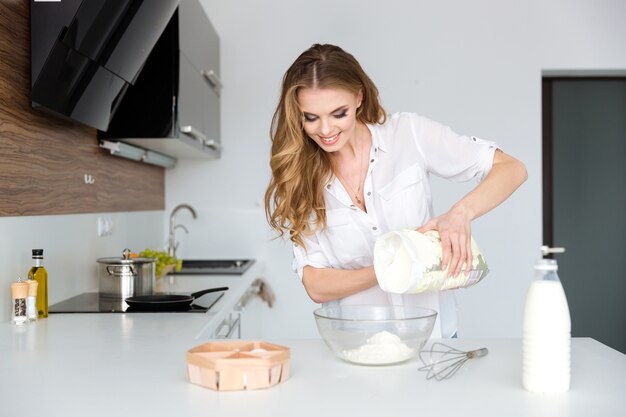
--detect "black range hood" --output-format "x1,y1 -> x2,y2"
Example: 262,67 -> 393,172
30,0 -> 179,131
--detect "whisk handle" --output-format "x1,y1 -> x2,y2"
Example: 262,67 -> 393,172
468,348 -> 489,358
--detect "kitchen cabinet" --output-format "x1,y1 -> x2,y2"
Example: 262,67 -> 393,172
178,0 -> 220,77
213,279 -> 267,340
99,0 -> 221,160
177,53 -> 221,156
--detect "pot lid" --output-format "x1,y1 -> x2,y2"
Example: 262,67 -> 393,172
97,248 -> 155,265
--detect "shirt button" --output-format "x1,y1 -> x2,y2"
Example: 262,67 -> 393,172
367,192 -> 371,196
372,226 -> 378,231
326,184 -> 331,189
370,159 -> 375,163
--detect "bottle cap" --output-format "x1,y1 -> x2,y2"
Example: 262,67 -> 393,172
32,249 -> 44,258
540,246 -> 565,257
11,282 -> 29,299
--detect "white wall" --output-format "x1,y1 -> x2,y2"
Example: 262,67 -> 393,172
168,0 -> 626,338
0,212 -> 164,323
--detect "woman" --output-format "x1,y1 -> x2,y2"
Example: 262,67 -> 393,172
265,44 -> 527,337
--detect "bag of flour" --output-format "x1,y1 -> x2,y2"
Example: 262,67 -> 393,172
373,230 -> 489,294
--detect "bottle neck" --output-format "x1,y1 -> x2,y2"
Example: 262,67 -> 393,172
534,268 -> 559,282
534,259 -> 559,282
33,257 -> 43,267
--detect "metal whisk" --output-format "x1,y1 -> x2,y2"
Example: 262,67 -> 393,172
418,342 -> 488,380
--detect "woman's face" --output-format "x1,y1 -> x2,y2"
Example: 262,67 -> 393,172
297,87 -> 362,153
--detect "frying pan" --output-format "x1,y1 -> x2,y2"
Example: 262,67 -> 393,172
125,287 -> 229,311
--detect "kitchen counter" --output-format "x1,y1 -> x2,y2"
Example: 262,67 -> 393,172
1,304 -> 624,417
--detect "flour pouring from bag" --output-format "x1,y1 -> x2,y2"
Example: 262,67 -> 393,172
374,230 -> 489,294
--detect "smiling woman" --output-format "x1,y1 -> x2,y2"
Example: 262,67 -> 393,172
264,44 -> 527,338
265,44 -> 386,246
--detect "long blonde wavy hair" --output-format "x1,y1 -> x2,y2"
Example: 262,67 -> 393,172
265,44 -> 387,248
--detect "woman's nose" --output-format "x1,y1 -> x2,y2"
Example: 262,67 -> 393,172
319,118 -> 332,135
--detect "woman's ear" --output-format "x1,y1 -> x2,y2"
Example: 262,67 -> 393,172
356,89 -> 363,108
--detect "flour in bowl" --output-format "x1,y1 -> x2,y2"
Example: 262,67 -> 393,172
341,331 -> 415,365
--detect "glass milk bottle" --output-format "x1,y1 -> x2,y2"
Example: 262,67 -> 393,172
522,246 -> 571,393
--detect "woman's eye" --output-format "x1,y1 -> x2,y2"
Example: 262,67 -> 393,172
334,112 -> 348,119
303,115 -> 317,122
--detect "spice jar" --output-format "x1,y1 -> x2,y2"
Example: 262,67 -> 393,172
11,280 -> 29,325
26,279 -> 38,321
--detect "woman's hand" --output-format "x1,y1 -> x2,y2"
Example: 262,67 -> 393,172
417,150 -> 528,277
417,206 -> 473,277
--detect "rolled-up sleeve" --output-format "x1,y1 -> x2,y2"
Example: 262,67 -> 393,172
412,114 -> 498,182
292,232 -> 332,279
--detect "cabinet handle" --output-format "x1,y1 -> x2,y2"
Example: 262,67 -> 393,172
181,126 -> 222,153
215,315 -> 240,339
204,138 -> 222,151
180,125 -> 206,142
201,69 -> 222,92
226,316 -> 240,339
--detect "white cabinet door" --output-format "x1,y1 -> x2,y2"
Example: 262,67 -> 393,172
239,297 -> 265,340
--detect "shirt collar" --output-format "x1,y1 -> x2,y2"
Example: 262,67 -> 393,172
367,122 -> 388,153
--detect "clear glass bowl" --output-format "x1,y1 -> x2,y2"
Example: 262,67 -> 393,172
314,305 -> 438,366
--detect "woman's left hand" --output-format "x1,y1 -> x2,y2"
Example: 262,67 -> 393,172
417,207 -> 473,277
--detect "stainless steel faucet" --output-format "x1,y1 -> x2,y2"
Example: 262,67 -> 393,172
168,203 -> 197,258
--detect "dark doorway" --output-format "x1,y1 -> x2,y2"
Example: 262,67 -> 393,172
542,77 -> 626,353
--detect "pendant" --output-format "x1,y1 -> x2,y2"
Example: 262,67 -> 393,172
355,195 -> 362,204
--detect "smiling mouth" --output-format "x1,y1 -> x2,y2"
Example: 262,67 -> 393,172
319,133 -> 340,144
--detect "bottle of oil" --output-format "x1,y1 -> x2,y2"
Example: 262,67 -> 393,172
27,249 -> 48,318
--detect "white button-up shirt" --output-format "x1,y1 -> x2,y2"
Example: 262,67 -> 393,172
293,112 -> 498,337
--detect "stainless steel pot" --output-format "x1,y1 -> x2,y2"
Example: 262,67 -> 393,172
97,248 -> 155,299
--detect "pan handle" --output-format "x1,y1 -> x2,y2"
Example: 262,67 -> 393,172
191,287 -> 229,299
106,265 -> 136,276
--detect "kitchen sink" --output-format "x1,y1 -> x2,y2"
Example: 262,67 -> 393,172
172,259 -> 254,275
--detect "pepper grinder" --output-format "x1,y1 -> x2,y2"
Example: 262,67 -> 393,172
11,279 -> 29,325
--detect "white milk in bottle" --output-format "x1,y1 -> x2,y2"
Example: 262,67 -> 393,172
522,246 -> 571,393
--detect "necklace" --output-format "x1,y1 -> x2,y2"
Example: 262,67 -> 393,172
334,130 -> 367,205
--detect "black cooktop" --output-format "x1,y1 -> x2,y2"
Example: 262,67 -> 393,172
48,291 -> 224,314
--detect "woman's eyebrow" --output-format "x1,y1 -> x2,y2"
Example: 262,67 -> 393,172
303,106 -> 349,117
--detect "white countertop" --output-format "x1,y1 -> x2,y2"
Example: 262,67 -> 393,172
1,318 -> 624,417
1,262 -> 625,417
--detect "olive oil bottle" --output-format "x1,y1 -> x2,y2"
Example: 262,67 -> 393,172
27,249 -> 48,318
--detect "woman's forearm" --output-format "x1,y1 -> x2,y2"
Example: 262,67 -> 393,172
451,149 -> 528,221
418,149 -> 527,276
302,265 -> 378,304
